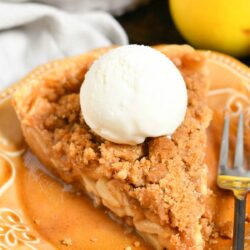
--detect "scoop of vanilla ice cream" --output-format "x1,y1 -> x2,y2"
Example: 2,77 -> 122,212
80,45 -> 187,145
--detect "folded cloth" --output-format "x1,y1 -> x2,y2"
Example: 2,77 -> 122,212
4,0 -> 150,15
0,1 -> 129,91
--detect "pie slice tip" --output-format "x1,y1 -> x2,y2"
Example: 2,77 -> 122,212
13,44 -> 213,250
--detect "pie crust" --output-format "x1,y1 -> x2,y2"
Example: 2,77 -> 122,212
13,45 -> 212,250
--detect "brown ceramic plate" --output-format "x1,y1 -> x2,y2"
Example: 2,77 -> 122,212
0,50 -> 249,250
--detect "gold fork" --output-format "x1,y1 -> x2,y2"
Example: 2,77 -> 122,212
217,111 -> 250,250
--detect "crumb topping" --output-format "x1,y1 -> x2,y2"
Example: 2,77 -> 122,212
14,46 -> 212,245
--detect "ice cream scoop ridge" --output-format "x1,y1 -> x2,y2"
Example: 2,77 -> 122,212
80,45 -> 188,145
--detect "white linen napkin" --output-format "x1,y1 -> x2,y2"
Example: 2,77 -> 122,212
0,0 -> 141,91
4,0 -> 149,15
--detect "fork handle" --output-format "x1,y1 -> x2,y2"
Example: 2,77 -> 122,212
233,197 -> 246,250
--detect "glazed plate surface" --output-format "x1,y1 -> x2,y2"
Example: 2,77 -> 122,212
0,50 -> 250,250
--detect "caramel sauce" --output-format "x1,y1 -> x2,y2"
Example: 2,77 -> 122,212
0,52 -> 249,249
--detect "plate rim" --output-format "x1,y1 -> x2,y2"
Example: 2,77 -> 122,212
0,50 -> 249,102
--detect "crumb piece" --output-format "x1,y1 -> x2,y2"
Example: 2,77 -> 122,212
60,238 -> 72,246
211,230 -> 219,239
209,238 -> 218,245
116,169 -> 128,180
90,237 -> 98,243
218,221 -> 233,238
133,241 -> 140,247
125,247 -> 132,250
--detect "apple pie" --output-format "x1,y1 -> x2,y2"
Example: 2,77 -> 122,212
13,45 -> 212,250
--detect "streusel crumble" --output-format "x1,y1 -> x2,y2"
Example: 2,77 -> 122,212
13,45 -> 212,250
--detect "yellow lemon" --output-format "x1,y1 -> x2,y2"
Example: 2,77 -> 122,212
169,0 -> 250,57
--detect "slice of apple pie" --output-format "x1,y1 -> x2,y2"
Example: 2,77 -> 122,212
13,45 -> 212,250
